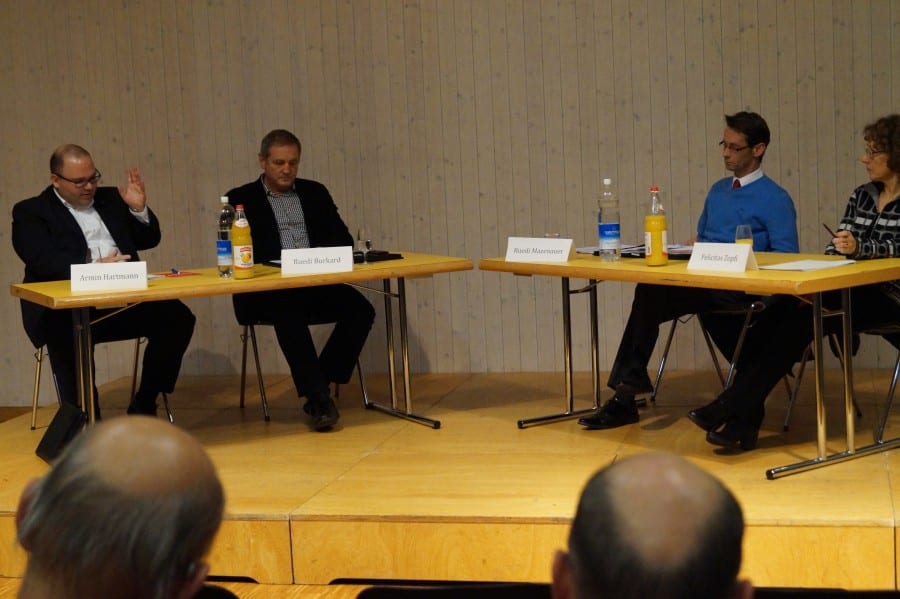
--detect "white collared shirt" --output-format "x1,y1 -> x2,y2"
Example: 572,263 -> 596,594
734,168 -> 764,188
54,189 -> 148,261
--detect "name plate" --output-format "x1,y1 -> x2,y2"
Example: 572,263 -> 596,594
505,237 -> 574,262
687,242 -> 758,272
281,246 -> 354,275
70,261 -> 148,292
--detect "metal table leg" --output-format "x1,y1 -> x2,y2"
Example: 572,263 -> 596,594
361,278 -> 440,428
766,289 -> 881,478
73,307 -> 95,424
518,278 -> 601,428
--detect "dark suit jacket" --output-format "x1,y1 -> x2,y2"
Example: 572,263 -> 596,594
224,177 -> 353,263
12,186 -> 161,347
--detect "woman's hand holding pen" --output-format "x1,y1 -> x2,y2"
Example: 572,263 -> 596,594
825,223 -> 857,255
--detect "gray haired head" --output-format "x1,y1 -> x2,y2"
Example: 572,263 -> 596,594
17,416 -> 225,599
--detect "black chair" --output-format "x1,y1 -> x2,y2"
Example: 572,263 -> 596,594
29,338 -> 173,428
357,582 -> 899,599
356,582 -> 551,599
353,581 -> 898,598
783,325 -> 900,440
239,321 -> 368,421
755,588 -> 900,597
650,300 -> 769,403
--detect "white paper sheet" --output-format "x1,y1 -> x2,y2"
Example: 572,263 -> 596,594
760,259 -> 855,271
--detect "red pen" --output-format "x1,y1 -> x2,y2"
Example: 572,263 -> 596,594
823,223 -> 838,238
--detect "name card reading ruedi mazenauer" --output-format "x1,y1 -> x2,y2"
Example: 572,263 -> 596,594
70,261 -> 148,292
505,237 -> 574,263
281,246 -> 354,275
687,242 -> 758,273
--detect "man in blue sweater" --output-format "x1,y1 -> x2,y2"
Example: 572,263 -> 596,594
579,111 -> 798,430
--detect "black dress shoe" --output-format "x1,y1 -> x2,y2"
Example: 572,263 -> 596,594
578,396 -> 639,430
127,392 -> 158,417
126,403 -> 157,417
706,420 -> 758,451
687,398 -> 734,432
303,392 -> 340,432
615,375 -> 655,397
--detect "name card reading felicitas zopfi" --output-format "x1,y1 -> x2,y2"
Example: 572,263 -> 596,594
281,246 -> 354,275
505,237 -> 574,263
70,261 -> 148,292
687,242 -> 758,273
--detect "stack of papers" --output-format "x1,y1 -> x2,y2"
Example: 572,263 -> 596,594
668,245 -> 694,256
576,244 -> 693,256
760,259 -> 855,271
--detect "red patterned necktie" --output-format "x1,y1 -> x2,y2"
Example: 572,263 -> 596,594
732,179 -> 741,190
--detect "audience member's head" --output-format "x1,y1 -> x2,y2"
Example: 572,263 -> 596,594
16,416 -> 225,599
552,452 -> 751,599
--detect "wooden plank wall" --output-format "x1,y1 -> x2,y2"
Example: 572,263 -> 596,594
1,0 -> 898,406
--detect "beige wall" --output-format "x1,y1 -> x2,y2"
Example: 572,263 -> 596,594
1,0 -> 899,406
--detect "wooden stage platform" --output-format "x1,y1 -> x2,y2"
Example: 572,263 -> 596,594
1,369 -> 900,592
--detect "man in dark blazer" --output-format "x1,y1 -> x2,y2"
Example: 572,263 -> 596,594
12,144 -> 196,416
225,129 -> 374,432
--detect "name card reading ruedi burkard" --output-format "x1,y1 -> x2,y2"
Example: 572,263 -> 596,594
70,262 -> 148,292
281,246 -> 353,275
289,256 -> 344,265
505,236 -> 574,263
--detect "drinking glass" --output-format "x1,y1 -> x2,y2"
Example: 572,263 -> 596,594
735,225 -> 753,246
355,228 -> 367,252
356,228 -> 373,261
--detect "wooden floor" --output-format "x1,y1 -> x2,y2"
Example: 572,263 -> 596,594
2,368 -> 900,595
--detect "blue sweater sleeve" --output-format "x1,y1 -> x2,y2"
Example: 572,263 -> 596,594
758,179 -> 799,253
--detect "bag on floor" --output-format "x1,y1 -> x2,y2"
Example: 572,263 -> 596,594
35,402 -> 86,463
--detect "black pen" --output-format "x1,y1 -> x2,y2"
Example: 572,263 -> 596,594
822,223 -> 838,238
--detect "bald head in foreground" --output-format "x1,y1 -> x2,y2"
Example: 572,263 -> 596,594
552,453 -> 751,599
16,417 -> 225,599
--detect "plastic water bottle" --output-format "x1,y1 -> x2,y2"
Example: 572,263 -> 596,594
217,196 -> 235,278
232,204 -> 254,279
597,177 -> 620,261
644,186 -> 668,266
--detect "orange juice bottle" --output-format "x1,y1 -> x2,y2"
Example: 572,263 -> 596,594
232,204 -> 254,279
644,186 -> 668,266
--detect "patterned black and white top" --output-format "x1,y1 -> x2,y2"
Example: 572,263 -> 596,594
828,181 -> 900,301
829,182 -> 900,258
262,178 -> 310,249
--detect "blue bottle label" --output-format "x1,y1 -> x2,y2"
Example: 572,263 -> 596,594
216,240 -> 231,265
598,223 -> 621,250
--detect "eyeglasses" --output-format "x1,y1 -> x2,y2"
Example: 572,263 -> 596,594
718,141 -> 750,153
54,170 -> 102,188
863,147 -> 885,158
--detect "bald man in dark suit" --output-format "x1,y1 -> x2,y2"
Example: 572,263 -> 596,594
12,144 -> 195,416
